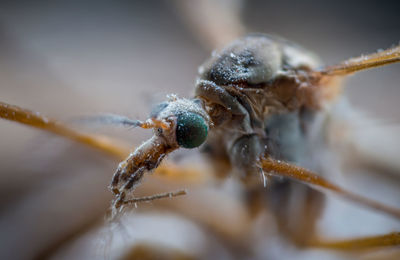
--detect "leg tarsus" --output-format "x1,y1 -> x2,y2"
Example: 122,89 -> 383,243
121,189 -> 187,205
112,189 -> 187,212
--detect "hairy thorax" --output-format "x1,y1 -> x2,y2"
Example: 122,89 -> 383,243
195,34 -> 341,178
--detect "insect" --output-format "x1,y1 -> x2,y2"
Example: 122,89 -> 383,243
2,32 -> 400,251
1,1 -> 400,259
104,32 -> 400,242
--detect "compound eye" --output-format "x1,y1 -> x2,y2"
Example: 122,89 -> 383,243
176,112 -> 208,148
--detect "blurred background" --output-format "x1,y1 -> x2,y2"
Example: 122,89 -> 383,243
0,0 -> 399,259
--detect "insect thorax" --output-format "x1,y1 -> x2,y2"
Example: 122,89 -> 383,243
195,34 -> 333,178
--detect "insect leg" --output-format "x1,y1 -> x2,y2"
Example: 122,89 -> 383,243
110,171 -> 121,194
196,80 -> 253,132
196,80 -> 249,116
316,44 -> 400,76
110,159 -> 132,194
121,167 -> 146,191
120,189 -> 187,205
259,156 -> 400,220
0,101 -> 129,159
113,166 -> 146,209
110,135 -> 179,209
113,167 -> 191,210
309,232 -> 400,251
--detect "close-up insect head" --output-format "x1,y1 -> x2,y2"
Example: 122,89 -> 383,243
0,0 -> 400,259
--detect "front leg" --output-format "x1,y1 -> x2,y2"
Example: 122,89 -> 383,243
195,79 -> 253,133
110,135 -> 177,210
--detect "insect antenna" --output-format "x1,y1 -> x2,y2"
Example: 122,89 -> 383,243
73,114 -> 170,130
73,114 -> 145,128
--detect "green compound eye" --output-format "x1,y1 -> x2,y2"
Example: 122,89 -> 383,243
176,112 -> 208,148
